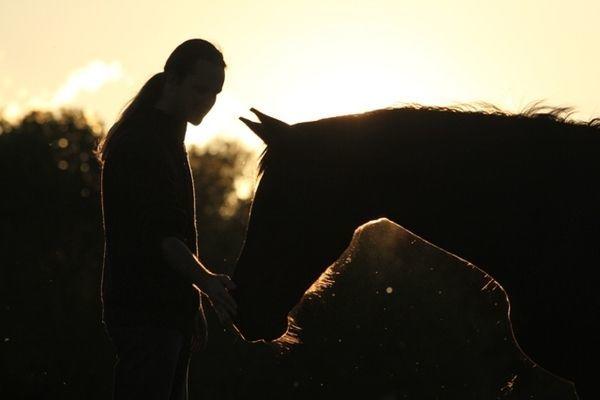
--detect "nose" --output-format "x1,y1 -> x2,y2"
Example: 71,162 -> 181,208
201,99 -> 216,114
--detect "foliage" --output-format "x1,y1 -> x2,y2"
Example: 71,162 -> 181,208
189,139 -> 255,275
0,108 -> 254,399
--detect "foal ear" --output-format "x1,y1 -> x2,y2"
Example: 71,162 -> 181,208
239,108 -> 290,145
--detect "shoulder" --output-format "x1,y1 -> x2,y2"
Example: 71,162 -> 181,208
107,121 -> 163,164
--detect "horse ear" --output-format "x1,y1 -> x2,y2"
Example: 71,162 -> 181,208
239,108 -> 290,145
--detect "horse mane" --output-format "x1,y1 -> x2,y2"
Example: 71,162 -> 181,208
257,101 -> 600,176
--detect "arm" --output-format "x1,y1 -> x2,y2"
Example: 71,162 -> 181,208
109,140 -> 237,325
160,236 -> 209,287
161,236 -> 237,324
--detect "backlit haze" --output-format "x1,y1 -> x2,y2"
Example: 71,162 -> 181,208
1,0 -> 599,152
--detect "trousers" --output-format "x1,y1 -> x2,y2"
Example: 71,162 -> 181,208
105,324 -> 192,400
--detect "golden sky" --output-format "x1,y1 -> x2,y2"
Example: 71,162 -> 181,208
1,0 -> 599,150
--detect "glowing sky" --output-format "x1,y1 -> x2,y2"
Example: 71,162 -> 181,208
1,0 -> 599,150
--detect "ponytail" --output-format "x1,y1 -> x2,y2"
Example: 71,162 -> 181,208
93,72 -> 166,164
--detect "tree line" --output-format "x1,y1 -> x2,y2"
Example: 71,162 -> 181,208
0,108 -> 255,399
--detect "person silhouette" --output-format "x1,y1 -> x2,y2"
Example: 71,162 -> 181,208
94,39 -> 237,400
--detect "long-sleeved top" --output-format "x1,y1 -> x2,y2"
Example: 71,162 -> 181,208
100,106 -> 202,337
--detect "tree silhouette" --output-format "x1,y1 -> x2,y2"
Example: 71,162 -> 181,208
0,108 -> 254,399
189,139 -> 254,275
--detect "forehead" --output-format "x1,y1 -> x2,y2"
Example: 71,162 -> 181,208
186,58 -> 225,89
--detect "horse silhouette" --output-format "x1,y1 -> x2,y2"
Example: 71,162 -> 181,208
232,103 -> 600,397
230,218 -> 577,398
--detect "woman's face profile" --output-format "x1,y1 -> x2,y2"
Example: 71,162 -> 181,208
169,58 -> 225,126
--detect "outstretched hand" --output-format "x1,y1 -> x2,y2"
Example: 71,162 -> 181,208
201,273 -> 237,326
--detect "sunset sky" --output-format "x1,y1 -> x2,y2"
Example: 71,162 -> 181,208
1,0 -> 599,150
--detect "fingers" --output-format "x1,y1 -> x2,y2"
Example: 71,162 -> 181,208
215,290 -> 237,318
215,274 -> 237,314
203,273 -> 238,327
214,306 -> 233,326
211,291 -> 236,327
219,274 -> 237,290
218,313 -> 232,327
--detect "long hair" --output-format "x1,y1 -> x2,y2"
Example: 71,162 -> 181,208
93,38 -> 226,164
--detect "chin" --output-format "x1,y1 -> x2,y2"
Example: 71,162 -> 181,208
191,113 -> 207,125
190,116 -> 203,126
